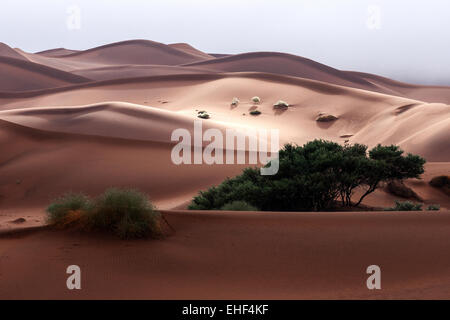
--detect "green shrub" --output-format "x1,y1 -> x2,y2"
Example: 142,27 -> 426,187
46,192 -> 92,226
429,175 -> 450,195
252,96 -> 261,104
189,140 -> 426,211
429,175 -> 450,188
426,204 -> 440,211
249,110 -> 261,116
220,201 -> 258,211
89,188 -> 161,239
384,200 -> 423,211
273,100 -> 289,108
46,188 -> 161,239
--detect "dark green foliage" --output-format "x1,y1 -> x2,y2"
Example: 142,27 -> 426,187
429,175 -> 450,195
89,188 -> 161,239
220,201 -> 258,211
46,188 -> 161,239
384,200 -> 423,211
189,140 -> 426,211
46,192 -> 92,225
426,204 -> 440,211
429,175 -> 450,188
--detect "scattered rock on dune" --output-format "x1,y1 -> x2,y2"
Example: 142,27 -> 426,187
10,217 -> 26,224
316,114 -> 338,122
273,100 -> 289,108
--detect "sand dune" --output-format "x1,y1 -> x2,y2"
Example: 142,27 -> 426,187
58,40 -> 212,66
0,76 -> 448,213
183,52 -> 450,103
2,72 -> 447,161
0,43 -> 27,61
0,119 -> 247,210
0,40 -> 449,299
348,71 -> 450,104
0,101 -> 251,142
36,48 -> 80,57
0,56 -> 91,92
168,43 -> 215,60
1,210 -> 449,299
72,64 -> 217,81
183,52 -> 380,91
16,40 -> 213,73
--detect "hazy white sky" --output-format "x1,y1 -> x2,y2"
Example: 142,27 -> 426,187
1,0 -> 449,85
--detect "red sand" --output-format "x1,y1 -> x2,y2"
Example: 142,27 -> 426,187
1,210 -> 449,299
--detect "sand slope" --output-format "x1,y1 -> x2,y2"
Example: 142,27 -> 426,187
184,52 -> 379,91
348,71 -> 450,104
32,40 -> 212,69
72,65 -> 217,81
168,43 -> 215,60
1,72 -> 447,161
0,119 -> 247,210
1,210 -> 449,299
0,56 -> 91,92
0,43 -> 27,61
36,48 -> 80,57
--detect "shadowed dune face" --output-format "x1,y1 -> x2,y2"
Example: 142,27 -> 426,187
54,40 -> 213,66
0,57 -> 91,91
184,52 -> 379,90
35,48 -> 80,57
0,43 -> 27,61
0,119 -> 247,210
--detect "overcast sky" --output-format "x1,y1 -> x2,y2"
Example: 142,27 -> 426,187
1,0 -> 449,85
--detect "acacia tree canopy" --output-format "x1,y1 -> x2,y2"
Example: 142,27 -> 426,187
188,140 -> 426,211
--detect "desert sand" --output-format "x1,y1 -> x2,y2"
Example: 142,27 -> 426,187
0,40 -> 449,299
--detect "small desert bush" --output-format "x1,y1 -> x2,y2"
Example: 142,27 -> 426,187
231,97 -> 240,106
426,204 -> 440,211
46,193 -> 92,226
89,188 -> 161,239
429,175 -> 450,195
429,175 -> 450,187
384,200 -> 423,211
249,110 -> 261,116
252,96 -> 261,104
273,100 -> 289,108
220,201 -> 258,211
46,188 -> 161,239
